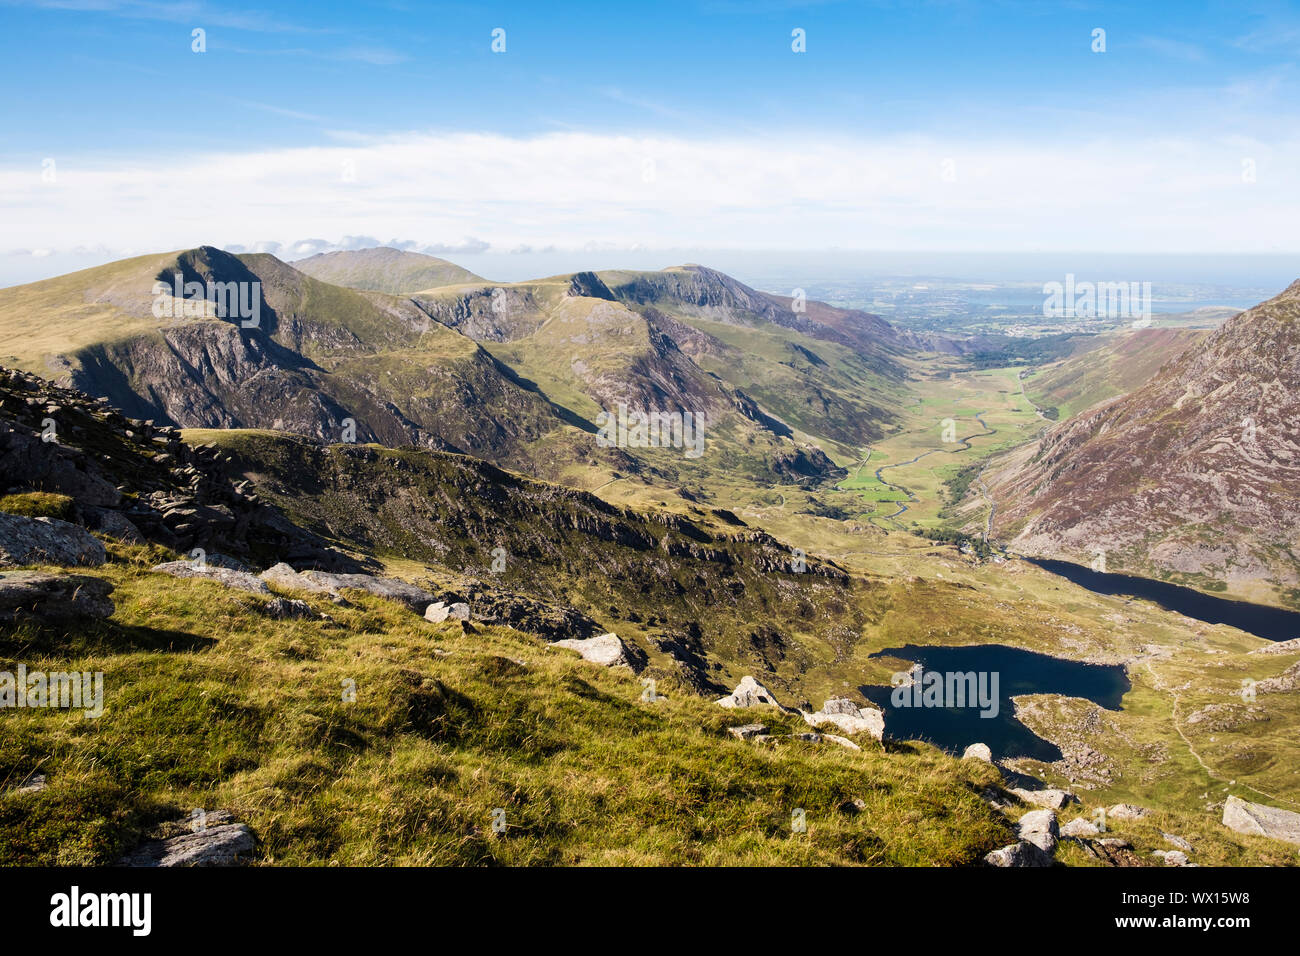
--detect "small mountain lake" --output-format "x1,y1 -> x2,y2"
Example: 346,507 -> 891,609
1029,558 -> 1300,643
860,643 -> 1130,762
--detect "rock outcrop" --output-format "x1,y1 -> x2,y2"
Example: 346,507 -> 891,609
0,571 -> 114,621
151,561 -> 272,595
117,812 -> 254,867
0,513 -> 106,568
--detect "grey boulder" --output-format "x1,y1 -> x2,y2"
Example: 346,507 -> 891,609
0,513 -> 106,568
549,632 -> 646,672
0,571 -> 114,622
1222,795 -> 1300,847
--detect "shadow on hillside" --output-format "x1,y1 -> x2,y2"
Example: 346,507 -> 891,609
0,619 -> 216,657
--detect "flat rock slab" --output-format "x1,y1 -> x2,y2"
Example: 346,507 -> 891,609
117,822 -> 254,867
152,561 -> 271,595
0,513 -> 106,568
549,632 -> 647,672
1222,795 -> 1300,846
727,723 -> 768,740
0,571 -> 114,622
260,563 -> 433,612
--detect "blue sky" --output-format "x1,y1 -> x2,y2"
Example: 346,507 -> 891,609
2,0 -> 1299,283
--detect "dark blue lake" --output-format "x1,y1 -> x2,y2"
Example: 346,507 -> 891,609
1029,558 -> 1300,643
860,643 -> 1130,762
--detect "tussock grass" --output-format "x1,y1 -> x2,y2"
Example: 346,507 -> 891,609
0,546 -> 1011,865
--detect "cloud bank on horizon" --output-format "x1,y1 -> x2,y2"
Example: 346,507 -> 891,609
2,0 -> 1298,284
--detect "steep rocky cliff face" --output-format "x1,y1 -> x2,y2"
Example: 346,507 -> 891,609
0,366 -> 360,569
986,280 -> 1300,604
214,429 -> 870,693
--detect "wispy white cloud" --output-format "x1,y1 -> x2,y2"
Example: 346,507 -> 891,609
3,128 -> 1298,270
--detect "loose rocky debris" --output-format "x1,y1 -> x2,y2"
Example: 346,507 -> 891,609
1221,794 -> 1300,847
0,571 -> 114,622
963,743 -> 993,762
548,632 -> 647,673
1010,787 -> 1078,810
801,697 -> 885,741
117,812 -> 254,867
1250,636 -> 1300,656
0,512 -> 106,568
716,676 -> 790,711
1256,661 -> 1300,693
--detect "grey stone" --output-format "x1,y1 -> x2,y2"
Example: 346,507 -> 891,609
1107,803 -> 1151,821
802,704 -> 885,740
0,571 -> 114,622
549,632 -> 647,672
963,743 -> 993,762
1011,787 -> 1078,810
1162,832 -> 1193,852
727,723 -> 768,740
821,697 -> 860,715
118,820 -> 254,867
716,676 -> 787,710
151,561 -> 271,595
0,513 -> 106,568
1016,809 -> 1059,854
984,841 -> 1054,867
1222,795 -> 1300,847
261,563 -> 434,612
424,601 -> 471,623
1061,817 -> 1101,838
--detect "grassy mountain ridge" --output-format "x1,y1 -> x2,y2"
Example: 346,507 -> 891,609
293,247 -> 485,293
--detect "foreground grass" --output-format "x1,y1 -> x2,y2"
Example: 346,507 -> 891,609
0,545 -> 1011,866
